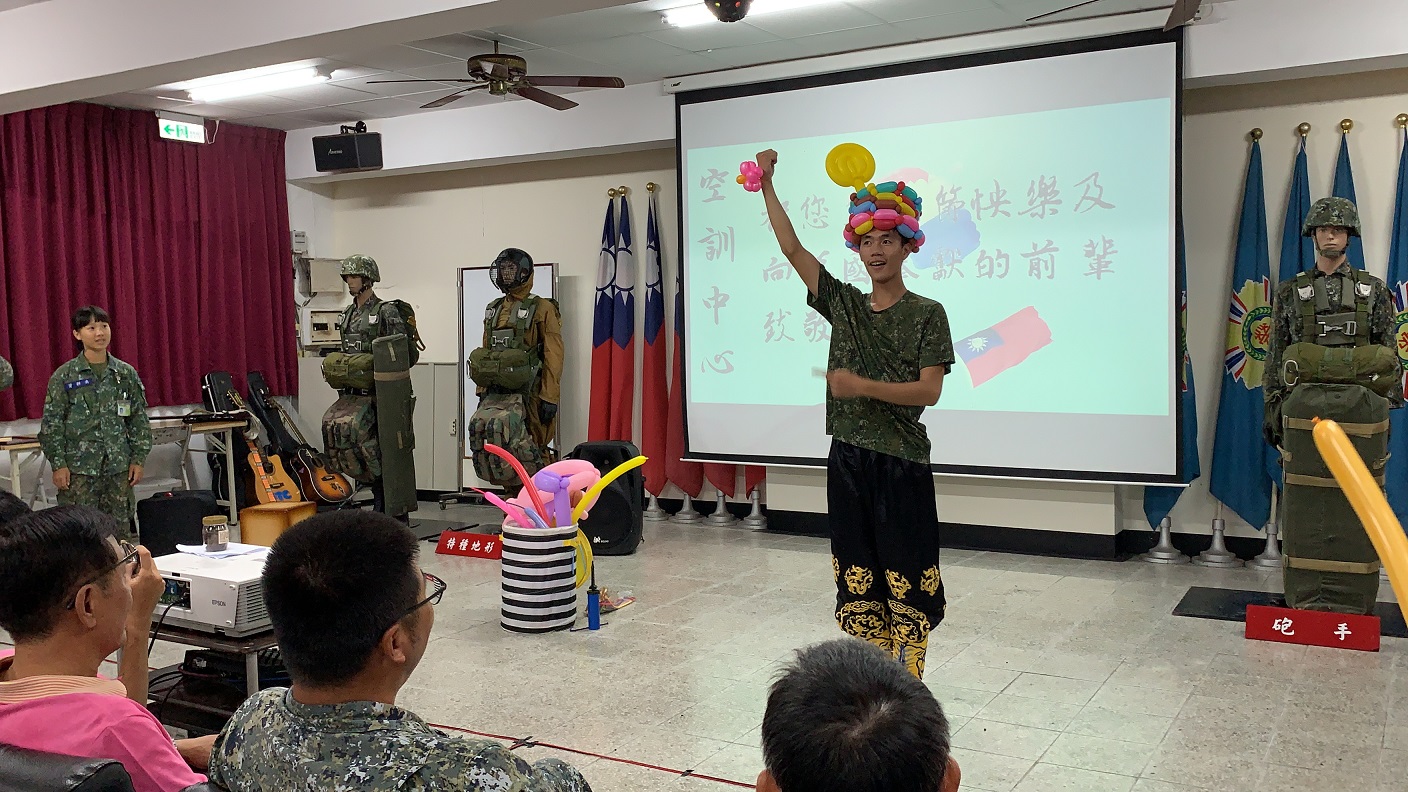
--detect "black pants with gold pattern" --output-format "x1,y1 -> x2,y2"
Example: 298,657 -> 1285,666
828,439 -> 946,679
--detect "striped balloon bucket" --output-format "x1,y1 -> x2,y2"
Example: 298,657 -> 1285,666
500,522 -> 579,633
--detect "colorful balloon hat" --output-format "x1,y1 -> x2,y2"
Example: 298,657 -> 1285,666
826,142 -> 925,252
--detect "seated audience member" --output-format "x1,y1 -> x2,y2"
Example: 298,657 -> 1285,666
0,506 -> 214,791
0,490 -> 30,525
758,638 -> 960,792
207,510 -> 593,791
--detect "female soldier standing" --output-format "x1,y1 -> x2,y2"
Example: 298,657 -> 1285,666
39,306 -> 151,535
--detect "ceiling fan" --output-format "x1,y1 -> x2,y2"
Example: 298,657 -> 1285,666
366,41 -> 625,111
1022,0 -> 1203,30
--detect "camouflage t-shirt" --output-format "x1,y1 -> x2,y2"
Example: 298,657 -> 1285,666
208,688 -> 592,792
808,266 -> 955,465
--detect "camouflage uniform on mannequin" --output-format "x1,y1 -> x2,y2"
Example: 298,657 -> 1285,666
1264,198 -> 1403,614
0,356 -> 12,391
321,255 -> 421,518
467,249 -> 564,487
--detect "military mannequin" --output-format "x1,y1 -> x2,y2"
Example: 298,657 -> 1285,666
321,255 -> 422,518
467,249 -> 564,485
1264,197 -> 1403,614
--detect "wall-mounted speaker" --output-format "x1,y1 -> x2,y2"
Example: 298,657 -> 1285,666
568,440 -> 643,556
312,131 -> 382,173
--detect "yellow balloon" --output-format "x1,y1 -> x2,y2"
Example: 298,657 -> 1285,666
1312,418 -> 1408,618
572,455 -> 649,526
825,143 -> 876,192
563,528 -> 596,589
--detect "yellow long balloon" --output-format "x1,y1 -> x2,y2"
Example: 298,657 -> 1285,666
563,528 -> 595,589
1311,418 -> 1408,617
572,455 -> 648,525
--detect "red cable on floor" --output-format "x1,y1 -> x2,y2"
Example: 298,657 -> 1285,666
428,721 -> 754,789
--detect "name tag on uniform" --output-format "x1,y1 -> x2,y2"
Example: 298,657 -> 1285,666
117,400 -> 132,417
64,378 -> 94,391
369,314 -> 379,324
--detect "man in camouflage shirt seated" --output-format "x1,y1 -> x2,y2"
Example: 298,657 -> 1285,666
206,511 -> 592,792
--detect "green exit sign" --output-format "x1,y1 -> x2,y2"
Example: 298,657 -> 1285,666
158,118 -> 206,144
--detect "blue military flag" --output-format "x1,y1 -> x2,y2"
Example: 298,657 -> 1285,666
1333,132 -> 1366,269
1210,138 -> 1275,530
1385,126 -> 1408,526
1144,223 -> 1200,527
1279,135 -> 1314,282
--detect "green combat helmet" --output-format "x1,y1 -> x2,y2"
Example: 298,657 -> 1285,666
340,254 -> 381,283
1302,197 -> 1362,237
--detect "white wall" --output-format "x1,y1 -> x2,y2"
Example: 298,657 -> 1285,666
326,149 -> 678,460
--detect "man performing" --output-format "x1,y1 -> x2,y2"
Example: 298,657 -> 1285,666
1264,197 -> 1403,613
39,306 -> 151,536
321,255 -> 421,518
754,147 -> 954,678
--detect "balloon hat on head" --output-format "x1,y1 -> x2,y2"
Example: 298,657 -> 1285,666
826,142 -> 925,253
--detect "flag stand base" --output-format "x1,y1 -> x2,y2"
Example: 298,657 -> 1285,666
1248,520 -> 1282,570
1142,517 -> 1189,564
1192,518 -> 1244,568
742,489 -> 767,531
671,494 -> 703,524
644,494 -> 668,522
707,490 -> 740,526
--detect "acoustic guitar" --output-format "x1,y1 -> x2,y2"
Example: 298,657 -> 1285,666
246,373 -> 353,504
227,390 -> 301,504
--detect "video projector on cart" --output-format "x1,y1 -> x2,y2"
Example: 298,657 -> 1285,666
152,549 -> 272,637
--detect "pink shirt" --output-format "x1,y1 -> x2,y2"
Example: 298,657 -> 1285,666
0,653 -> 206,792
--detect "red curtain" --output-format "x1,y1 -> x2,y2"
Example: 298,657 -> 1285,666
0,103 -> 296,421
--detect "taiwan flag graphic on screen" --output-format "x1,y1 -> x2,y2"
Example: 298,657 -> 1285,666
955,306 -> 1053,387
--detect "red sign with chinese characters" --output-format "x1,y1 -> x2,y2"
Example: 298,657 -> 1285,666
435,531 -> 502,560
1245,604 -> 1380,652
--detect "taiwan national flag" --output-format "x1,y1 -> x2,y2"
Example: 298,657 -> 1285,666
588,198 -> 618,441
640,191 -> 669,497
610,195 -> 637,442
955,307 -> 1053,387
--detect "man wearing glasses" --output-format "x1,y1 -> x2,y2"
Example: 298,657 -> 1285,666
0,506 -> 215,790
206,511 -> 593,791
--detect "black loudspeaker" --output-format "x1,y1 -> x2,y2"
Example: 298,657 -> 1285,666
568,441 -> 643,556
312,131 -> 382,173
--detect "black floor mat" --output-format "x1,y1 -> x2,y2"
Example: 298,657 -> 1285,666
1172,586 -> 1407,638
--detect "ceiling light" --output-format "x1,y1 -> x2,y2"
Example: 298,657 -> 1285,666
662,0 -> 841,27
183,64 -> 330,103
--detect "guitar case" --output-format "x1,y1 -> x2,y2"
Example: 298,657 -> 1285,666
245,372 -> 301,458
201,371 -> 253,512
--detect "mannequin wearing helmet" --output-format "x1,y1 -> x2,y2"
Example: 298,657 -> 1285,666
1263,197 -> 1401,446
321,254 -> 418,518
472,248 -> 564,470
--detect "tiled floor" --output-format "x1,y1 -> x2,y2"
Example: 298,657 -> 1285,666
64,503 -> 1408,790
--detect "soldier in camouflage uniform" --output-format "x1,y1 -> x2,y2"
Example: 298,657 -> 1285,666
39,307 -> 151,534
207,511 -> 593,792
1263,197 -> 1404,445
321,254 -> 417,515
0,355 -> 12,392
754,149 -> 954,679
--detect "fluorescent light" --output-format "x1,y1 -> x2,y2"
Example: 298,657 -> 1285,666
184,64 -> 329,103
662,0 -> 845,27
